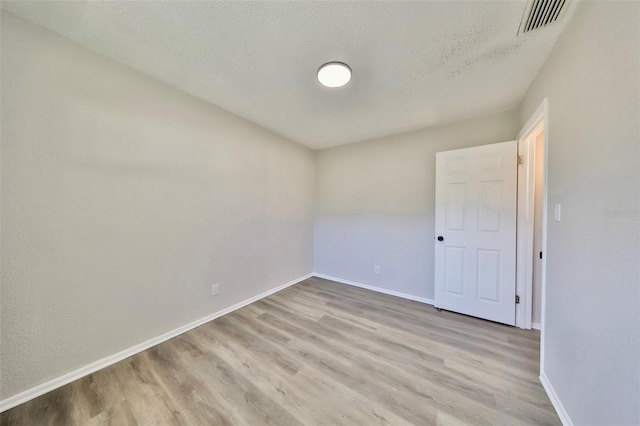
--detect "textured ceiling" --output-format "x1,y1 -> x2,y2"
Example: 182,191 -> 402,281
1,1 -> 572,149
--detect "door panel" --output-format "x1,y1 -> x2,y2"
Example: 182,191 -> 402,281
477,249 -> 501,302
444,247 -> 465,295
434,140 -> 517,325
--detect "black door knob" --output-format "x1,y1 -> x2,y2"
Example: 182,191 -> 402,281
437,236 -> 444,241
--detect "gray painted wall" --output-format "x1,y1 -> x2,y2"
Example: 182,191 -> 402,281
519,1 -> 640,424
314,111 -> 519,300
3,2 -> 639,423
1,12 -> 315,400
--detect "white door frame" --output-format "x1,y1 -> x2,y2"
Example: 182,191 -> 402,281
516,99 -> 549,373
516,133 -> 536,330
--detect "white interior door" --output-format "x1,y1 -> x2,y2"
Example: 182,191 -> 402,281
434,141 -> 518,325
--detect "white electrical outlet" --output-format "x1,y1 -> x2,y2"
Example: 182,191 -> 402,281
374,265 -> 380,274
212,284 -> 220,296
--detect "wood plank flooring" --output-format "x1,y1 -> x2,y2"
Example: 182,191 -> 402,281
1,277 -> 560,425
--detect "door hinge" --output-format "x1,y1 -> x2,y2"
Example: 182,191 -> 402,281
515,295 -> 520,304
517,155 -> 523,165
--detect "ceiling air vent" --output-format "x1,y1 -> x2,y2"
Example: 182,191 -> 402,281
518,0 -> 570,35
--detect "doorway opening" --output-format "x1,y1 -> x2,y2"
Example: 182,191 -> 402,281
432,99 -> 549,336
516,99 -> 548,338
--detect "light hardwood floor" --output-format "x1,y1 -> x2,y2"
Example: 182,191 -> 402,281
1,277 -> 560,425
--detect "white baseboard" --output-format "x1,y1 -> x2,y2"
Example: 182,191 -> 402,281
540,372 -> 572,426
0,273 -> 313,413
312,273 -> 434,305
532,322 -> 541,330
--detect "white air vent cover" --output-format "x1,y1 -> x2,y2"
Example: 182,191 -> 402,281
518,0 -> 570,35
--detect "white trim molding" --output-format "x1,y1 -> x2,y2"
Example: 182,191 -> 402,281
532,322 -> 541,330
0,273 -> 313,413
518,98 -> 547,140
516,132 -> 537,330
540,372 -> 573,426
519,98 -> 549,379
312,273 -> 434,305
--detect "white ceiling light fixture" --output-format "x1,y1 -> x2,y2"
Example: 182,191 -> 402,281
317,62 -> 352,88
